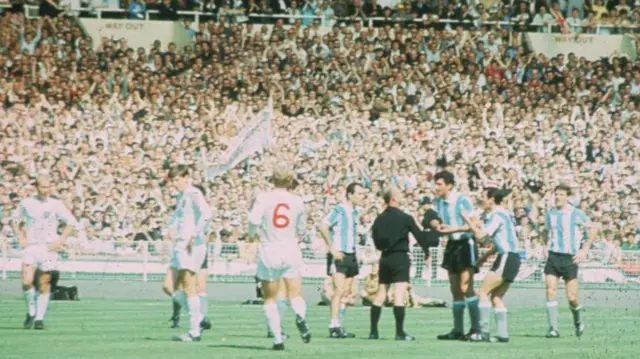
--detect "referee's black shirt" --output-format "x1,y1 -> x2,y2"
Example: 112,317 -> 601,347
371,206 -> 424,255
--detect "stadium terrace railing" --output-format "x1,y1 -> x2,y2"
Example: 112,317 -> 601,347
5,4 -> 637,34
1,239 -> 639,289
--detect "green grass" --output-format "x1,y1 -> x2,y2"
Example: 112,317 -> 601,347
0,298 -> 638,359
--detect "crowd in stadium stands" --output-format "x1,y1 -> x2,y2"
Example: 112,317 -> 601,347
0,1 -> 638,268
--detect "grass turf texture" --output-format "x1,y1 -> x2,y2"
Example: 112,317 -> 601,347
0,297 -> 638,359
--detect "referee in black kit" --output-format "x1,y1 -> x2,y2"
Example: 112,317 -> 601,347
368,186 -> 430,341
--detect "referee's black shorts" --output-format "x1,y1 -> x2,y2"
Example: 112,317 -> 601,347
544,251 -> 578,281
378,252 -> 410,285
201,250 -> 209,270
490,252 -> 521,283
327,252 -> 359,278
441,237 -> 478,274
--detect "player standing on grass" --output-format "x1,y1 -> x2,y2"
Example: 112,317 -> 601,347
248,165 -> 312,351
319,182 -> 365,339
542,184 -> 597,339
460,187 -> 521,343
12,174 -> 82,330
167,165 -> 213,342
433,171 -> 481,340
164,184 -> 212,331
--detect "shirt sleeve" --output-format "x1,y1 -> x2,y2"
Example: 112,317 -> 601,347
482,214 -> 502,237
190,191 -> 212,236
575,209 -> 590,227
459,195 -> 473,213
56,200 -> 81,229
248,193 -> 264,226
295,199 -> 307,237
544,210 -> 552,231
12,200 -> 28,224
323,206 -> 341,228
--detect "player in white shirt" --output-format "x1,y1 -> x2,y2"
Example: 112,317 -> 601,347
12,174 -> 81,330
248,165 -> 312,351
166,165 -> 212,342
162,184 -> 212,331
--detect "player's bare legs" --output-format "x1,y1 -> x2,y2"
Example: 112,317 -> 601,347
172,269 -> 202,342
163,266 -> 183,328
565,278 -> 584,337
283,276 -> 311,344
329,272 -> 355,338
34,270 -> 52,329
22,263 -> 37,329
545,274 -> 561,338
471,272 -> 508,343
197,268 -> 211,330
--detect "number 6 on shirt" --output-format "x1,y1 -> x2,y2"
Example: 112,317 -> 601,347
272,203 -> 290,228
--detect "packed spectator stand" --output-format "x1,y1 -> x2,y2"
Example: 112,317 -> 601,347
0,0 -> 639,284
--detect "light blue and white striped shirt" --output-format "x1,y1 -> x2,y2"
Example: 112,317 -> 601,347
434,192 -> 474,241
324,203 -> 359,253
483,206 -> 519,254
167,185 -> 212,247
545,205 -> 590,255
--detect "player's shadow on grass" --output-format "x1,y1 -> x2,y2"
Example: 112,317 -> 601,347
0,326 -> 29,331
512,334 -> 551,338
209,344 -> 271,351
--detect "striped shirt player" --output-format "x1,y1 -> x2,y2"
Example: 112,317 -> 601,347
542,185 -> 595,339
543,205 -> 590,282
14,196 -> 81,272
483,206 -> 521,283
168,185 -> 212,274
249,188 -> 307,282
434,191 -> 478,273
324,203 -> 360,279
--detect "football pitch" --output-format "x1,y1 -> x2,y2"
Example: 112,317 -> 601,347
0,281 -> 639,359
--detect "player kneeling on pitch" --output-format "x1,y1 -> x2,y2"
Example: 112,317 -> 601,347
460,187 -> 520,343
248,165 -> 312,351
167,166 -> 213,342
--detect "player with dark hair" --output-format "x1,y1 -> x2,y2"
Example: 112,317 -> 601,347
542,184 -> 597,339
461,187 -> 520,343
368,186 -> 423,341
165,183 -> 212,330
433,170 -> 481,340
319,182 -> 365,338
165,165 -> 213,342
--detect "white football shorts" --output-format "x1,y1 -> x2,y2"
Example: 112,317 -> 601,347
170,243 -> 207,273
256,245 -> 304,282
22,245 -> 59,272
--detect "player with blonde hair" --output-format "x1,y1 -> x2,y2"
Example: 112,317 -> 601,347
248,165 -> 312,350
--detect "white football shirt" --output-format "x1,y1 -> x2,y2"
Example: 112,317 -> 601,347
248,189 -> 306,248
13,196 -> 81,245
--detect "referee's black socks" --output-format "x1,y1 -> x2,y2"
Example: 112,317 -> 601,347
393,306 -> 405,336
370,305 -> 382,335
